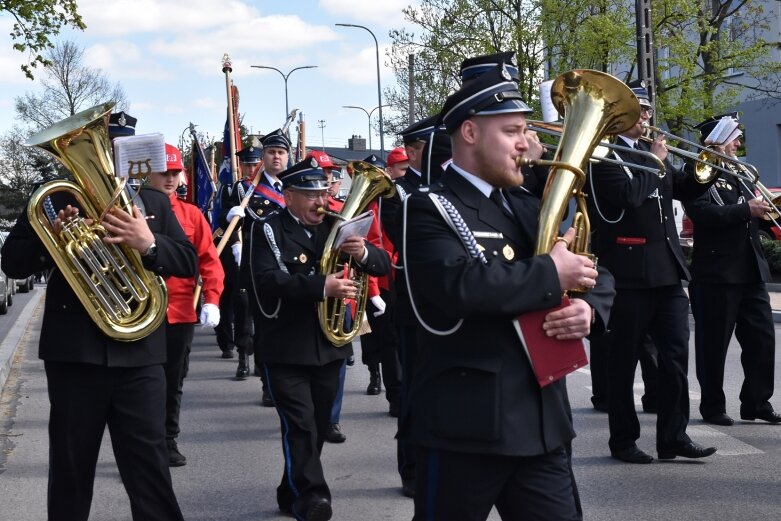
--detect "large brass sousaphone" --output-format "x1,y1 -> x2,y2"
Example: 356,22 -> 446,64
530,70 -> 640,290
317,160 -> 395,346
26,102 -> 168,341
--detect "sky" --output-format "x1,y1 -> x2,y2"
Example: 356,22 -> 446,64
0,0 -> 418,157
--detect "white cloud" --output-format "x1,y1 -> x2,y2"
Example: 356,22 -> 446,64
192,97 -> 222,109
321,43 -> 394,86
319,0 -> 411,27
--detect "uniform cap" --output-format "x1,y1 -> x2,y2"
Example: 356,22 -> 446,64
399,114 -> 438,145
279,157 -> 329,190
108,111 -> 137,138
626,79 -> 652,108
237,146 -> 262,164
460,51 -> 519,83
260,128 -> 291,151
363,154 -> 386,169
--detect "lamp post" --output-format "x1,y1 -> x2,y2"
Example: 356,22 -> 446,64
250,64 -> 318,119
342,104 -> 389,151
335,23 -> 385,156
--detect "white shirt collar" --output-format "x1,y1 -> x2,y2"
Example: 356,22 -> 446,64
450,163 -> 494,198
618,135 -> 638,148
407,166 -> 422,178
264,171 -> 281,189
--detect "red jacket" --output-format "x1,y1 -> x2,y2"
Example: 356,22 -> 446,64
166,194 -> 224,323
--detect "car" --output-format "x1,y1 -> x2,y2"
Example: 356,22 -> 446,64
679,187 -> 781,247
0,233 -> 13,314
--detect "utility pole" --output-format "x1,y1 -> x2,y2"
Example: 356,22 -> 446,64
408,54 -> 415,123
635,0 -> 657,122
318,119 -> 326,151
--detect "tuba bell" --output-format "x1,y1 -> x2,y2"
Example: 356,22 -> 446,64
25,102 -> 168,341
317,160 -> 396,347
531,70 -> 640,291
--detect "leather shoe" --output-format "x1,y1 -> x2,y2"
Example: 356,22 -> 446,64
703,413 -> 734,426
658,441 -> 717,460
401,479 -> 415,498
740,410 -> 781,424
261,390 -> 274,407
388,400 -> 400,418
610,446 -> 654,464
220,349 -> 234,359
292,497 -> 332,521
166,439 -> 187,467
325,423 -> 346,443
235,356 -> 249,379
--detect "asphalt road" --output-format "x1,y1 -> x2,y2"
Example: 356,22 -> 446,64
1,292 -> 780,520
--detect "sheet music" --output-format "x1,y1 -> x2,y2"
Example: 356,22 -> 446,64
333,210 -> 374,249
113,133 -> 166,178
539,80 -> 559,123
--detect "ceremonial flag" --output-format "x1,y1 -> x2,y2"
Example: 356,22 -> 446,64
212,83 -> 243,232
192,137 -> 216,221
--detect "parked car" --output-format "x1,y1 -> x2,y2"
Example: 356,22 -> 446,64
0,233 -> 13,314
679,187 -> 781,247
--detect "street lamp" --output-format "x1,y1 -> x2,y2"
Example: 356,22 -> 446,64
250,64 -> 318,119
342,104 -> 389,151
335,23 -> 385,156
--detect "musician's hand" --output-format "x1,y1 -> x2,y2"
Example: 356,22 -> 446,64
226,206 -> 244,221
548,228 -> 597,291
324,273 -> 358,299
53,205 -> 85,234
523,130 -> 544,161
100,206 -> 155,253
542,298 -> 592,339
748,196 -> 771,218
649,134 -> 668,161
338,236 -> 367,260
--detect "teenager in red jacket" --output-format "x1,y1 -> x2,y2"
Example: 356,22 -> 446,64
151,143 -> 225,466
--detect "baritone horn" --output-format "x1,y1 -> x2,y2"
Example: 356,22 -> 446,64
25,102 -> 168,341
529,70 -> 640,291
317,160 -> 396,346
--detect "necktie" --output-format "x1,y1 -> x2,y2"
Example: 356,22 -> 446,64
489,189 -> 513,219
274,182 -> 282,193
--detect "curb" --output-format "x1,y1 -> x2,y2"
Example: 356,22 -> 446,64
0,289 -> 44,393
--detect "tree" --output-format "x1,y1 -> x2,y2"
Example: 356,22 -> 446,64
386,0 -> 781,138
15,40 -> 128,131
2,0 -> 85,80
0,126 -> 52,227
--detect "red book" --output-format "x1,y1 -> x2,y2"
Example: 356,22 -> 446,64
512,296 -> 588,388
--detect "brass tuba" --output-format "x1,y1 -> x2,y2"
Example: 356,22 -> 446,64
531,70 -> 640,290
26,102 -> 168,341
317,160 -> 396,346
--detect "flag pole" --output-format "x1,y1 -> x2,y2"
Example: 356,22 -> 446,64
222,53 -> 240,183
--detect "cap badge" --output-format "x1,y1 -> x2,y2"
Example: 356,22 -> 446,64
118,113 -> 127,127
502,244 -> 515,260
501,66 -> 511,81
310,158 -> 319,168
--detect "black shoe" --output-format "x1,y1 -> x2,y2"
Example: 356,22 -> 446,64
592,402 -> 608,413
236,355 -> 249,379
346,355 -> 355,367
167,439 -> 187,467
642,402 -> 658,414
261,390 -> 275,407
253,365 -> 261,377
740,410 -> 781,424
658,441 -> 717,460
325,423 -> 346,443
401,479 -> 415,498
610,446 -> 654,464
299,497 -> 332,521
703,413 -> 734,426
220,349 -> 234,359
366,364 -> 381,395
388,400 -> 400,418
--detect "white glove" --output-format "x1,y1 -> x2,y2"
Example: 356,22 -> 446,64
226,205 -> 244,221
199,303 -> 221,328
370,295 -> 386,317
231,243 -> 242,266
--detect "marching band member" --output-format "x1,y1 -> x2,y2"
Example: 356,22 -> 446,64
152,144 -> 224,467
586,83 -> 717,463
250,158 -> 389,521
401,62 -> 612,521
686,114 -> 781,425
1,138 -> 197,521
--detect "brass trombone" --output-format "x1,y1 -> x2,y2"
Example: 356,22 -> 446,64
528,121 -> 666,177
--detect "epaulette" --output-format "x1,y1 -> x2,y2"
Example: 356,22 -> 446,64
425,181 -> 446,193
418,186 -> 430,193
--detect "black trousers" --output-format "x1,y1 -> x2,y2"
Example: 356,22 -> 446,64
361,288 -> 401,403
164,322 -> 194,440
45,362 -> 183,521
689,282 -> 776,417
413,446 -> 579,521
606,285 -> 691,452
263,360 -> 342,515
590,334 -> 658,409
214,248 -> 252,356
397,323 -> 419,484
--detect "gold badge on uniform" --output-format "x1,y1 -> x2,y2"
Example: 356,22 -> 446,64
502,244 -> 515,260
299,253 -> 308,263
264,199 -> 270,205
256,209 -> 264,216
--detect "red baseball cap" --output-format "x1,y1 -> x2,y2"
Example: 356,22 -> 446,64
165,143 -> 185,172
305,150 -> 334,168
386,146 -> 409,166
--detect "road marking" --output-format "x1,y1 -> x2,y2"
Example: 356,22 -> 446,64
686,425 -> 763,456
